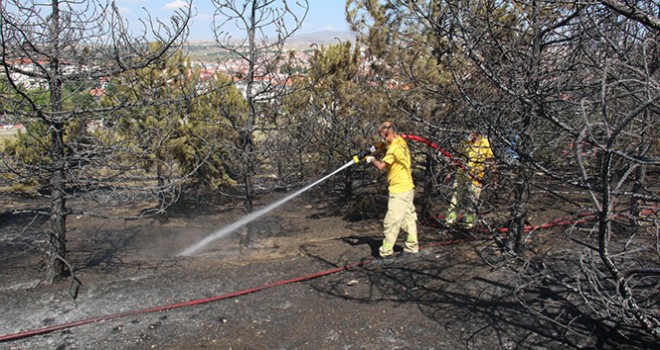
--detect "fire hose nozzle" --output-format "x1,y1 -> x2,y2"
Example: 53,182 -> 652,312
353,145 -> 377,163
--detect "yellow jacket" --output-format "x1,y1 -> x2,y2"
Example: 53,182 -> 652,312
382,136 -> 415,193
462,135 -> 494,184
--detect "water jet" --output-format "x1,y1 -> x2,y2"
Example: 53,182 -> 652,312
178,160 -> 358,256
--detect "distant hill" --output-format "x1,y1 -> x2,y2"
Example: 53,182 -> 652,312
186,30 -> 356,50
286,30 -> 356,49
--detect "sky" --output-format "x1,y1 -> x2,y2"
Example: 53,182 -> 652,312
116,0 -> 351,41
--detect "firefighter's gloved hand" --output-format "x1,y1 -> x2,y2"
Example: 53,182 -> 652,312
365,156 -> 375,164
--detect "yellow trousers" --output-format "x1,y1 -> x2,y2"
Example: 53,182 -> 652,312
446,171 -> 483,227
379,190 -> 418,258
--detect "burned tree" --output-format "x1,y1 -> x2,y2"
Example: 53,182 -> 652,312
210,0 -> 308,248
0,0 -> 191,283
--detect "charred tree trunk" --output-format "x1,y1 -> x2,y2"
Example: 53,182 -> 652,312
46,1 -> 67,283
240,131 -> 255,249
46,123 -> 67,283
421,152 -> 435,219
510,165 -> 531,254
629,161 -> 646,227
239,2 -> 258,250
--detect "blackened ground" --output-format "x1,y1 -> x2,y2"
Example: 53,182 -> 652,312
0,190 -> 656,350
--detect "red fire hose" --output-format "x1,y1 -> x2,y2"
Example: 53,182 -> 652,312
1,208 -> 656,343
1,238 -> 480,343
402,133 -> 492,191
401,133 -> 465,171
0,259 -> 369,342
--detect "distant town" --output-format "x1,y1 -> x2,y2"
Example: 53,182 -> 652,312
0,30 -> 356,132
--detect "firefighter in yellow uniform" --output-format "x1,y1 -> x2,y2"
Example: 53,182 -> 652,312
365,121 -> 418,259
446,131 -> 495,229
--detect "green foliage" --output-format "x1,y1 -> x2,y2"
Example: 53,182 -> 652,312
278,42 -> 390,192
101,45 -> 244,192
178,73 -> 248,188
2,44 -> 245,199
347,0 -> 460,131
0,79 -> 106,195
1,121 -> 49,193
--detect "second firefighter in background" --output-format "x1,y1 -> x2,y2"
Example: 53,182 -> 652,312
445,131 -> 495,229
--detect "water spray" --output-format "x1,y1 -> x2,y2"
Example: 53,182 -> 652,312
178,146 -> 377,256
